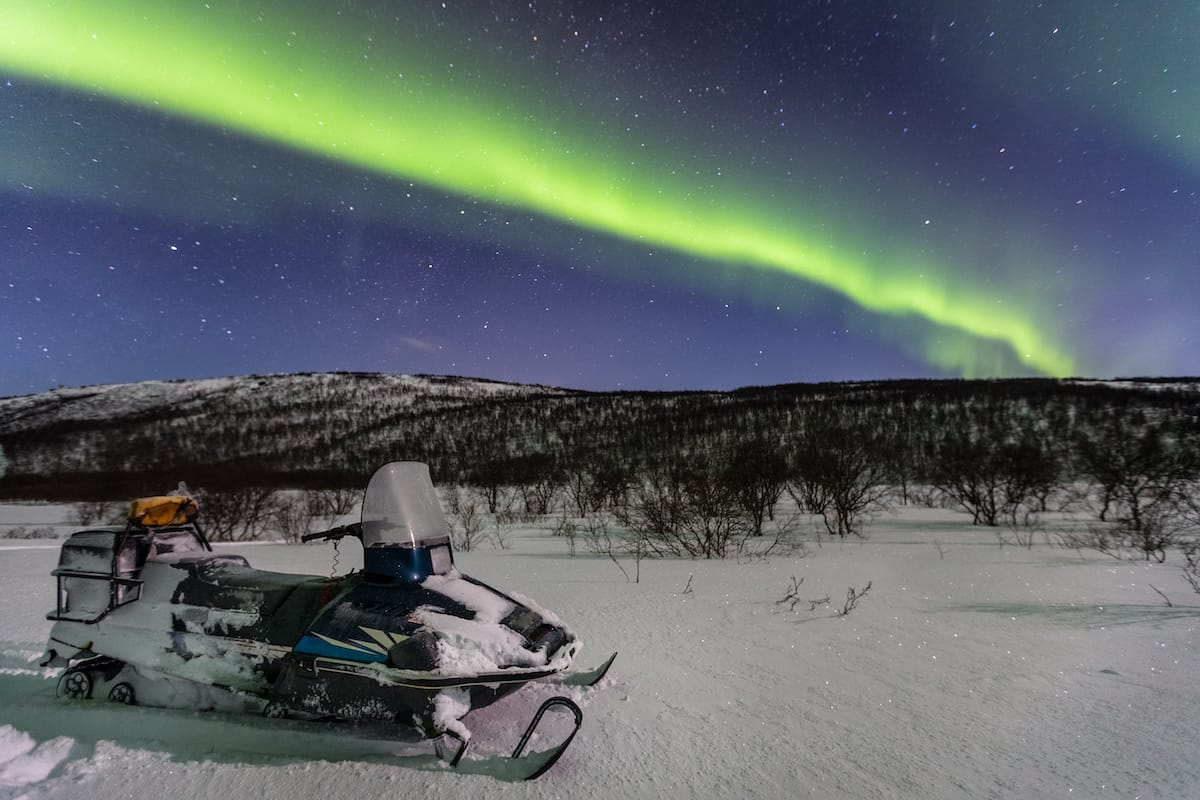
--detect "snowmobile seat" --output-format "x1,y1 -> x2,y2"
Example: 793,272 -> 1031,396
168,554 -> 342,645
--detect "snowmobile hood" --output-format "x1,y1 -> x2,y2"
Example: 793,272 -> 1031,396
361,462 -> 451,550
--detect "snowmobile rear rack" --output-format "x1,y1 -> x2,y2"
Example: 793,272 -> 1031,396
48,569 -> 143,623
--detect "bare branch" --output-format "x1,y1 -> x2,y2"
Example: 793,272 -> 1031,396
838,581 -> 873,617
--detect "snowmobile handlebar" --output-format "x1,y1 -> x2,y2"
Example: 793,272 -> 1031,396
300,523 -> 362,543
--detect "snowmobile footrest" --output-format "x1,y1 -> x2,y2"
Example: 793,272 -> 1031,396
436,730 -> 469,767
511,696 -> 583,780
40,649 -> 69,668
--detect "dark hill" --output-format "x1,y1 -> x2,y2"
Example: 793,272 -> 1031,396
1,373 -> 1197,499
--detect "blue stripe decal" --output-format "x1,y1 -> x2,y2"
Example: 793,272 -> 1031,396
293,634 -> 388,663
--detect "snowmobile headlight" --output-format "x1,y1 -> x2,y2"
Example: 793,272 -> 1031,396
387,629 -> 441,671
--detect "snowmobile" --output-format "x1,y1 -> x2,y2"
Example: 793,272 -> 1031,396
40,461 -> 615,779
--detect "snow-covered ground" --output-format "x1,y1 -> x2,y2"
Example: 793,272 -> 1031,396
1,503 -> 1197,799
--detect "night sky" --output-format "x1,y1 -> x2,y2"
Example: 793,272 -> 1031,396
1,1 -> 1197,396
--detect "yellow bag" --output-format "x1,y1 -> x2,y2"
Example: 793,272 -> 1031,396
128,495 -> 198,527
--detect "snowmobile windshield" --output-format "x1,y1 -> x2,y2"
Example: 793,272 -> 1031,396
360,462 -> 451,550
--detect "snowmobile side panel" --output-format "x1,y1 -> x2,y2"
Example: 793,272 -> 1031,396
166,556 -> 346,646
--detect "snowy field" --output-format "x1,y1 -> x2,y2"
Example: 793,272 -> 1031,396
1,502 -> 1198,799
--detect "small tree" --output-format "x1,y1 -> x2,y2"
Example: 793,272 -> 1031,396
927,430 -> 1058,535
444,486 -> 485,551
72,500 -> 122,526
275,488 -> 359,544
467,460 -> 508,514
562,463 -> 597,518
275,492 -> 316,544
1075,419 -> 1196,562
198,485 -> 280,541
1184,543 -> 1200,596
789,421 -> 890,539
616,461 -> 685,555
560,453 -> 624,518
312,487 -> 359,519
618,459 -> 754,559
676,462 -> 755,558
581,516 -> 641,582
724,440 -> 788,535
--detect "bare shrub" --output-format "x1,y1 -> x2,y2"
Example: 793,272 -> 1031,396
838,581 -> 873,616
995,513 -> 1046,550
725,440 -> 788,535
618,460 -> 755,559
489,520 -> 514,550
788,421 -> 890,539
550,513 -> 579,556
197,486 -> 280,541
906,486 -> 937,508
508,453 -> 561,517
443,487 -> 485,552
1148,584 -> 1173,607
582,517 -> 639,582
777,576 -> 806,611
466,461 -> 516,515
615,462 -> 684,553
1,525 -> 57,540
775,575 -> 836,615
736,513 -> 809,562
1077,500 -> 1189,563
471,484 -> 516,520
1183,544 -> 1200,595
1075,419 -> 1196,561
71,500 -> 122,526
561,456 -> 629,518
929,433 -> 1059,530
274,488 -> 359,544
275,494 -> 315,544
497,508 -> 536,526
315,487 -> 358,518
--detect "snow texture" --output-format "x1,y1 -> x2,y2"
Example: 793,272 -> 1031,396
415,572 -> 574,675
1,502 -> 1198,798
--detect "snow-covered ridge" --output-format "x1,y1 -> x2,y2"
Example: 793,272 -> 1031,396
0,373 -> 586,485
1065,378 -> 1200,394
0,373 -> 576,431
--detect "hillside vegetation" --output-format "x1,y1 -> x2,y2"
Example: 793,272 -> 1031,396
4,372 -> 1200,562
0,374 -> 1193,491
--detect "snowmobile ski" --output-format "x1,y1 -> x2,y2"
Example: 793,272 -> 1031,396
543,651 -> 618,687
433,695 -> 583,780
511,695 -> 584,780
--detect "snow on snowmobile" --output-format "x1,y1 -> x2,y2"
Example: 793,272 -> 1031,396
40,461 -> 616,779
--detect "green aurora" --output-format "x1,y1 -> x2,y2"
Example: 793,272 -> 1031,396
0,1 -> 1078,377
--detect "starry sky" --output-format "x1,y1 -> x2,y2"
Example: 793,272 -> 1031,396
1,1 -> 1197,395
